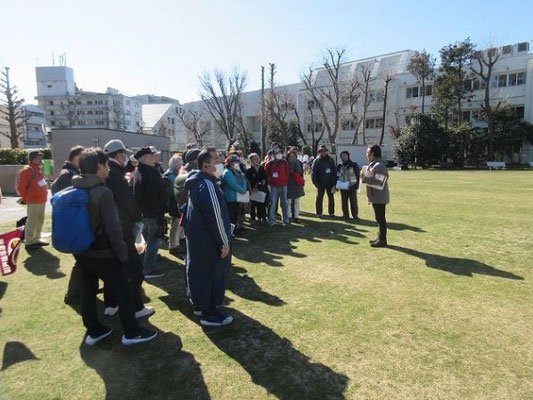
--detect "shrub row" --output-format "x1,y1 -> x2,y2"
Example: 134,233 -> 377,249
0,148 -> 52,165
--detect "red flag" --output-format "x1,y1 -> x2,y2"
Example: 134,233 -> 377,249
0,227 -> 24,276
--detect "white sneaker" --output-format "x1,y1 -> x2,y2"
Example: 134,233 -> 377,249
85,328 -> 113,346
135,306 -> 155,319
104,306 -> 118,316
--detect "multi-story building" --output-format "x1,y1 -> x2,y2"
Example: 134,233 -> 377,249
175,41 -> 533,162
35,66 -> 143,133
23,105 -> 47,148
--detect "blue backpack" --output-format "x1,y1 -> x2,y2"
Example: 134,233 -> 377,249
50,187 -> 95,253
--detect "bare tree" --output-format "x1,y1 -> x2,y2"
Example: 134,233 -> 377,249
266,63 -> 296,147
379,74 -> 394,146
177,106 -> 209,145
0,67 -> 27,148
302,48 -> 346,154
111,99 -> 124,130
347,77 -> 363,145
407,50 -> 436,114
200,68 -> 247,151
470,46 -> 502,160
295,104 -> 324,155
58,94 -> 79,128
358,62 -> 376,145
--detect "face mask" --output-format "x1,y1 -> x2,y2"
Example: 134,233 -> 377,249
214,163 -> 224,178
239,157 -> 245,164
232,162 -> 241,170
275,154 -> 282,160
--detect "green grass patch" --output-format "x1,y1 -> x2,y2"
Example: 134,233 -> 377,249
0,170 -> 532,399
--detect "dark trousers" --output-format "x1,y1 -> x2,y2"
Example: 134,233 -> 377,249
341,186 -> 358,219
75,254 -> 139,337
65,262 -> 83,299
316,186 -> 335,216
227,202 -> 242,228
250,200 -> 267,220
104,235 -> 145,312
372,203 -> 387,242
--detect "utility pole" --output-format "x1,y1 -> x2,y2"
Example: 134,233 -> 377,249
260,65 -> 266,157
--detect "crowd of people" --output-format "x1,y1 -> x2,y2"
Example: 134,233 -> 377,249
16,140 -> 389,346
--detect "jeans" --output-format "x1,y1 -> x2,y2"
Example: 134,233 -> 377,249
269,186 -> 289,225
74,255 -> 139,337
341,185 -> 358,219
288,198 -> 300,219
142,217 -> 163,274
372,203 -> 387,242
316,187 -> 335,216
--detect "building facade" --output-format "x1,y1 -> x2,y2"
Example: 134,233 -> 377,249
23,105 -> 47,148
175,41 -> 533,162
35,66 -> 143,133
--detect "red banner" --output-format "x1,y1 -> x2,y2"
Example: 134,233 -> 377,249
0,227 -> 24,276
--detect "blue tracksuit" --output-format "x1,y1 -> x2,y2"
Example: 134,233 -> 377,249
184,171 -> 232,314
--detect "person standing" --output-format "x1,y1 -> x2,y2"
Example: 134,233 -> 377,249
312,145 -> 337,218
361,144 -> 390,247
245,153 -> 268,223
72,148 -> 157,345
287,149 -> 305,223
133,147 -> 167,278
336,151 -> 360,221
51,145 -> 85,305
18,150 -> 48,251
264,148 -> 290,226
164,154 -> 184,252
103,140 -> 154,319
51,146 -> 84,194
222,155 -> 248,236
185,149 -> 233,326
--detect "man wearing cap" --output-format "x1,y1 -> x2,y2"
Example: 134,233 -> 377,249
312,145 -> 337,218
133,146 -> 168,278
103,140 -> 154,317
264,147 -> 290,226
18,150 -> 49,250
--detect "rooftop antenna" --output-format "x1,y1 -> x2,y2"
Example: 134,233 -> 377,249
59,52 -> 67,66
52,52 -> 55,66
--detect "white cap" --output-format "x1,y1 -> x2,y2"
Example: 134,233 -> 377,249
104,139 -> 132,154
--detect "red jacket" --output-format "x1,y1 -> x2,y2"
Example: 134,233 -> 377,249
18,163 -> 48,204
265,159 -> 289,187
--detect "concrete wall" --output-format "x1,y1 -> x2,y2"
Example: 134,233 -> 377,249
50,128 -> 171,175
0,165 -> 24,195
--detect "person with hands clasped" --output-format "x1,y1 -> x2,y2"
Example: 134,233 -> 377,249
311,144 -> 337,218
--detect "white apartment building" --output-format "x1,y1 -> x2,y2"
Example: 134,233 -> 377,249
175,41 -> 533,162
142,103 -> 185,150
23,104 -> 47,148
35,66 -> 143,133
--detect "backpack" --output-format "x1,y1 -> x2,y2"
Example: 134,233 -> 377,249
15,166 -> 36,199
50,187 -> 95,253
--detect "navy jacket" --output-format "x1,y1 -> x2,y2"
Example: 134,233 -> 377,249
312,155 -> 338,189
185,171 -> 231,255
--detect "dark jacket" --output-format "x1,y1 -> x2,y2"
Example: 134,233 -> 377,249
134,163 -> 167,219
72,174 -> 128,263
336,160 -> 360,189
287,159 -> 305,199
106,159 -> 142,238
312,155 -> 337,189
174,163 -> 198,209
245,165 -> 268,193
185,170 -> 231,257
51,161 -> 80,195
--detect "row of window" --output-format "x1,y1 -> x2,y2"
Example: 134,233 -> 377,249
462,106 -> 525,122
406,85 -> 433,98
492,72 -> 526,88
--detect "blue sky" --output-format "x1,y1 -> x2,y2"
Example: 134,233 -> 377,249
2,0 -> 531,104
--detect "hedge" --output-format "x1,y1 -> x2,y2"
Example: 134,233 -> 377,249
0,148 -> 52,165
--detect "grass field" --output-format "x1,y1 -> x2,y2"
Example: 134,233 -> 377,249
0,171 -> 532,400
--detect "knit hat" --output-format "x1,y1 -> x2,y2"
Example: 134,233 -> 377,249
185,149 -> 201,164
169,155 -> 183,171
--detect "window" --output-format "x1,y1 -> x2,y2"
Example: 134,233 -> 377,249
171,118 -> 175,124
47,84 -> 52,88
514,106 -> 525,119
77,120 -> 86,125
487,48 -> 497,58
49,101 -> 54,105
365,119 -> 375,129
425,85 -> 433,96
341,119 -> 350,130
516,72 -> 526,85
76,110 -> 84,115
509,73 -> 517,86
87,100 -> 93,105
503,45 -> 513,54
76,100 -> 81,105
463,80 -> 472,91
167,117 -> 170,123
462,111 -> 471,122
406,86 -> 419,98
315,122 -> 323,132
87,110 -> 93,115
375,118 -> 384,128
307,100 -> 315,109
49,110 -> 54,116
497,74 -> 507,87
341,96 -> 350,106
50,120 -> 55,126
517,42 -> 529,52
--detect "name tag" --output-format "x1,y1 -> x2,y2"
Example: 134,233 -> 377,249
38,179 -> 47,187
273,172 -> 279,178
325,168 -> 331,174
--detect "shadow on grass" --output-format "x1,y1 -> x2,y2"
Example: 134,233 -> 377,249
79,330 -> 210,400
387,245 -> 524,280
1,341 -> 39,371
0,281 -> 6,316
179,307 -> 349,400
23,248 -> 65,279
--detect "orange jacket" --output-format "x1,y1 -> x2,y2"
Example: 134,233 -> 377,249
18,164 -> 48,204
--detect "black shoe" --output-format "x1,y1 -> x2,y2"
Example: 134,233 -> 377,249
370,240 -> 388,248
122,327 -> 158,346
25,244 -> 40,251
